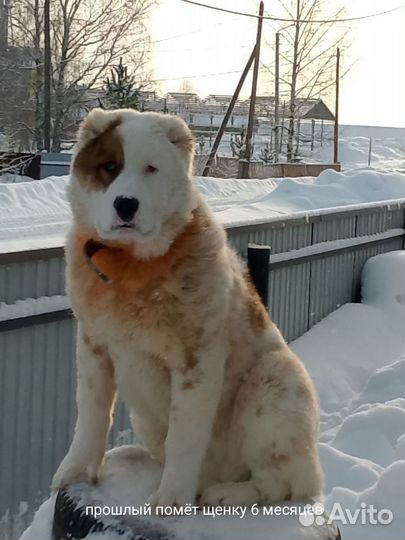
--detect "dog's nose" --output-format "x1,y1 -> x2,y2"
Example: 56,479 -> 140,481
113,196 -> 139,222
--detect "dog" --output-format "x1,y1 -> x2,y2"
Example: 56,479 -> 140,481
52,108 -> 324,508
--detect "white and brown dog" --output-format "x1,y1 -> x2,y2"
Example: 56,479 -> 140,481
52,109 -> 324,508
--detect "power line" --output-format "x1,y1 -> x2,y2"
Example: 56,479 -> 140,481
149,15 -> 239,46
144,69 -> 252,84
179,0 -> 405,24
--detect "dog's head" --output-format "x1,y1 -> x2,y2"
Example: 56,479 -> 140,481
69,108 -> 197,258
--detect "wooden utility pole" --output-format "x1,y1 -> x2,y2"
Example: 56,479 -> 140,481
311,118 -> 315,152
43,0 -> 51,151
333,47 -> 340,164
240,1 -> 264,179
287,0 -> 300,162
274,32 -> 280,162
202,46 -> 256,176
279,100 -> 286,153
295,118 -> 300,157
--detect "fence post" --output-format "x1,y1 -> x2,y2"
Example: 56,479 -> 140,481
334,47 -> 340,163
311,118 -> 315,152
295,118 -> 301,158
321,120 -> 324,147
247,244 -> 271,308
368,136 -> 372,166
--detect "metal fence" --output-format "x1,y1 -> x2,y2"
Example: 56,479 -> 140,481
1,200 -> 404,538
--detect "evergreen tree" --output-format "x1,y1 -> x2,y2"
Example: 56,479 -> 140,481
104,58 -> 141,110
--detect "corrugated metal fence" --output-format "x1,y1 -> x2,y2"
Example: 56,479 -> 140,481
1,200 -> 404,538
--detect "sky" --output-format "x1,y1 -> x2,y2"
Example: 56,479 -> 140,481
149,0 -> 405,128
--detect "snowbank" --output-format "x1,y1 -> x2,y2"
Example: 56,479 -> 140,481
21,252 -> 405,539
292,251 -> 405,539
1,169 -> 404,245
0,295 -> 69,322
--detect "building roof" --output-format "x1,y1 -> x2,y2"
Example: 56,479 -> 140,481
295,99 -> 335,121
166,92 -> 200,103
205,94 -> 234,103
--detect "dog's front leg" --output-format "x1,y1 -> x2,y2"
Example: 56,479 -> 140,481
149,342 -> 226,508
52,325 -> 116,490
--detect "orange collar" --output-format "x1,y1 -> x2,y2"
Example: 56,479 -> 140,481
83,239 -> 112,284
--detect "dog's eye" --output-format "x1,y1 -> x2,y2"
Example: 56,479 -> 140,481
102,161 -> 118,174
145,165 -> 158,174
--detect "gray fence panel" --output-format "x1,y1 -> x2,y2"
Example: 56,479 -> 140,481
228,222 -> 312,258
308,251 -> 355,329
0,257 -> 66,304
0,318 -> 133,539
312,215 -> 356,243
0,320 -> 76,535
269,262 -> 311,341
356,208 -> 390,235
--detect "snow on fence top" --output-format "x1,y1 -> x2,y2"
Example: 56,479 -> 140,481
0,168 -> 404,250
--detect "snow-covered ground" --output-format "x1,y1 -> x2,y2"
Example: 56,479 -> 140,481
292,250 -> 405,539
1,169 -> 404,248
21,251 -> 405,540
212,124 -> 405,173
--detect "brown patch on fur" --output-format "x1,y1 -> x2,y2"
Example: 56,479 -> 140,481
271,453 -> 290,468
243,273 -> 271,332
290,434 -> 311,454
83,333 -> 91,346
181,359 -> 202,389
148,353 -> 167,367
73,118 -> 124,191
260,448 -> 290,470
184,353 -> 198,373
181,379 -> 196,390
256,406 -> 264,417
86,377 -> 94,390
92,344 -> 105,357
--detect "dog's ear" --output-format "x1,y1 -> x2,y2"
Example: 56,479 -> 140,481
158,114 -> 195,174
76,108 -> 123,149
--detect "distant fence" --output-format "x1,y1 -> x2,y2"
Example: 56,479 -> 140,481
40,152 -> 71,178
40,153 -> 340,180
0,200 -> 404,538
238,160 -> 341,179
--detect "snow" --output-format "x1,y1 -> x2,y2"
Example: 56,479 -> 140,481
21,251 -> 405,540
292,251 -> 405,539
0,173 -> 33,184
1,169 -> 404,246
215,124 -> 405,174
0,295 -> 69,322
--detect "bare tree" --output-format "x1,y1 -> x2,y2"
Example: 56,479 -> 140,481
178,78 -> 195,94
6,0 -> 154,151
50,0 -> 154,150
263,0 -> 350,161
0,0 -> 43,150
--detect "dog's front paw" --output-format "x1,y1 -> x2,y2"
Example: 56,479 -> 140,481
52,453 -> 103,491
148,482 -> 196,511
